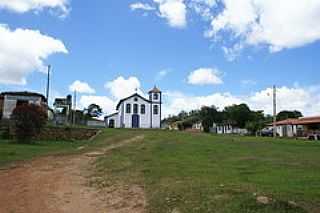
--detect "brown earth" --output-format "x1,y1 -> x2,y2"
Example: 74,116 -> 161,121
0,136 -> 146,213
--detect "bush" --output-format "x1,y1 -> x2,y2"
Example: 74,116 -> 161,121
11,104 -> 47,143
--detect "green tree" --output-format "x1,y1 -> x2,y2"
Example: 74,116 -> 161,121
277,110 -> 303,121
85,104 -> 103,118
223,104 -> 252,128
11,104 -> 47,143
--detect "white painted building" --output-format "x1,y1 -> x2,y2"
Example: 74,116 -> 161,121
105,87 -> 162,129
0,92 -> 47,119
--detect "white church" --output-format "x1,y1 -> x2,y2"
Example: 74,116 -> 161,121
105,86 -> 162,128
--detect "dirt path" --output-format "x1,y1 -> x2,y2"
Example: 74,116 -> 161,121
0,135 -> 146,213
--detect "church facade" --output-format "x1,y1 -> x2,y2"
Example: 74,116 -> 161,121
105,86 -> 162,129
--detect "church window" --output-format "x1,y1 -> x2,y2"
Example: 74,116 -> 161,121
141,104 -> 145,114
153,93 -> 159,100
126,104 -> 131,113
153,105 -> 159,115
133,104 -> 138,114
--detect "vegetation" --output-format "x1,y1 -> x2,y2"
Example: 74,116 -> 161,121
94,129 -> 320,213
163,104 -> 272,134
277,110 -> 303,121
11,104 -> 47,143
84,103 -> 103,118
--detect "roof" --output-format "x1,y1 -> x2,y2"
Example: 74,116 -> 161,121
0,91 -> 46,101
148,86 -> 161,94
116,93 -> 151,110
104,112 -> 118,118
271,116 -> 320,126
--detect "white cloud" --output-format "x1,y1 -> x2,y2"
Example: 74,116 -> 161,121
79,95 -> 116,115
207,0 -> 320,53
130,2 -> 155,11
0,0 -> 69,16
163,90 -> 242,116
132,0 -> 320,56
131,0 -> 187,28
104,76 -> 143,100
69,80 -> 95,94
0,24 -> 68,85
187,67 -> 223,85
154,0 -> 187,28
163,85 -> 320,117
156,69 -> 171,81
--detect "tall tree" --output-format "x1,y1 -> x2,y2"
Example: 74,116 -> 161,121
223,104 -> 252,128
277,110 -> 303,121
85,104 -> 103,118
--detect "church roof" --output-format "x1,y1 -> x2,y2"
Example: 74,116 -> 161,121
116,93 -> 151,110
148,86 -> 161,94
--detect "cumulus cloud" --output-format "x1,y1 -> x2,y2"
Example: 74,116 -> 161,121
69,80 -> 95,94
131,0 -> 187,28
0,24 -> 68,85
130,2 -> 155,11
132,0 -> 320,56
104,76 -> 143,100
163,90 -> 241,116
206,0 -> 320,54
187,67 -> 223,85
79,95 -> 116,116
0,0 -> 69,16
154,0 -> 187,28
163,85 -> 320,117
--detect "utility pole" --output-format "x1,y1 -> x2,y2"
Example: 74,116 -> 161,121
46,65 -> 51,105
273,85 -> 277,138
73,90 -> 77,126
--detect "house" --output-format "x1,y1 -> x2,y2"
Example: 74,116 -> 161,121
105,86 -> 162,128
0,91 -> 47,120
272,116 -> 320,138
213,121 -> 248,135
53,95 -> 72,125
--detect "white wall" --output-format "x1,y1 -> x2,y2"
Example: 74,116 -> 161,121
3,95 -> 42,119
121,96 -> 152,128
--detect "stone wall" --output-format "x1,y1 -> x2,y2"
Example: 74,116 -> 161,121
35,127 -> 100,141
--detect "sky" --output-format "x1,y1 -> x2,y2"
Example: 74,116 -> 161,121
0,0 -> 319,118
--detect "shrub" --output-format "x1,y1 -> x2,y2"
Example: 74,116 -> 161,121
11,104 -> 47,143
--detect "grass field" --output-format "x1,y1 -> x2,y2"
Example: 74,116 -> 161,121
1,129 -> 320,212
93,129 -> 320,213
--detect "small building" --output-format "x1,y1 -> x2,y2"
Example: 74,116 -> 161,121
53,95 -> 72,125
213,121 -> 248,135
0,91 -> 47,119
272,116 -> 320,138
105,86 -> 162,129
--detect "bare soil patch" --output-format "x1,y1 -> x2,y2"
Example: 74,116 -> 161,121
0,135 -> 145,213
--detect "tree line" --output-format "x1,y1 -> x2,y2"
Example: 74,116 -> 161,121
162,104 -> 303,134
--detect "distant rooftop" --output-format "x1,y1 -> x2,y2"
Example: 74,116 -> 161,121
0,91 -> 46,101
272,116 -> 320,125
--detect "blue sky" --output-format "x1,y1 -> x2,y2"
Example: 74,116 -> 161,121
0,0 -> 319,117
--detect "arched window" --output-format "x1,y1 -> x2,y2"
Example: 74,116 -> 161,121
126,104 -> 131,113
141,104 -> 145,114
153,105 -> 159,115
153,93 -> 159,100
133,104 -> 138,114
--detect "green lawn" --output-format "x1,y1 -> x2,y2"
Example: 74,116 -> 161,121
1,129 -> 320,212
93,129 -> 320,213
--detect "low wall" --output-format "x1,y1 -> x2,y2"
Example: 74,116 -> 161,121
35,127 -> 100,141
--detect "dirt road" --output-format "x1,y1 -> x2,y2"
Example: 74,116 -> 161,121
0,136 -> 146,213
